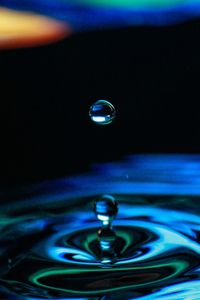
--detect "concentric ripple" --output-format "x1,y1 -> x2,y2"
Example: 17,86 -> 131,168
1,155 -> 200,299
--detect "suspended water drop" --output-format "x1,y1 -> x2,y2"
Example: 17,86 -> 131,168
94,194 -> 118,227
89,100 -> 116,125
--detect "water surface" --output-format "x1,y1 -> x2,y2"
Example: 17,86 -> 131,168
1,155 -> 200,299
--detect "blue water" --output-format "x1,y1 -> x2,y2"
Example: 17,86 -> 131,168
1,155 -> 200,299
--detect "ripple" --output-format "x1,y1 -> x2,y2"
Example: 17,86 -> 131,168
1,204 -> 200,298
1,155 -> 200,299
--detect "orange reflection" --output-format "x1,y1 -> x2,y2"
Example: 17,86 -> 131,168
0,8 -> 71,49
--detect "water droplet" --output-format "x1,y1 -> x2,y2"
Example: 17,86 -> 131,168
94,195 -> 118,227
89,100 -> 116,125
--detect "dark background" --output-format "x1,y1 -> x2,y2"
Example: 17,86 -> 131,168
0,20 -> 200,185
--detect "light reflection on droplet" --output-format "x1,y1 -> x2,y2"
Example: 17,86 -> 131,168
89,100 -> 116,125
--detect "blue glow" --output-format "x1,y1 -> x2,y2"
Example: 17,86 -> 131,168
135,280 -> 200,299
1,0 -> 200,29
2,155 -> 200,215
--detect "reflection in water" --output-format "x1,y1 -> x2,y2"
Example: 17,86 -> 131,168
1,155 -> 200,299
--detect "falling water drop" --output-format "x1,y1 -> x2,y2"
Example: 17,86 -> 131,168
89,100 -> 116,125
94,194 -> 118,227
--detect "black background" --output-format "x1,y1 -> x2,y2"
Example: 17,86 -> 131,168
0,20 -> 200,185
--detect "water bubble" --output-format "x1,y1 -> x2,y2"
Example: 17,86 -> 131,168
89,100 -> 116,125
94,194 -> 118,227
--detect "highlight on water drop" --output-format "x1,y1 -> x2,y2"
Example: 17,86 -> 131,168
89,100 -> 116,125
